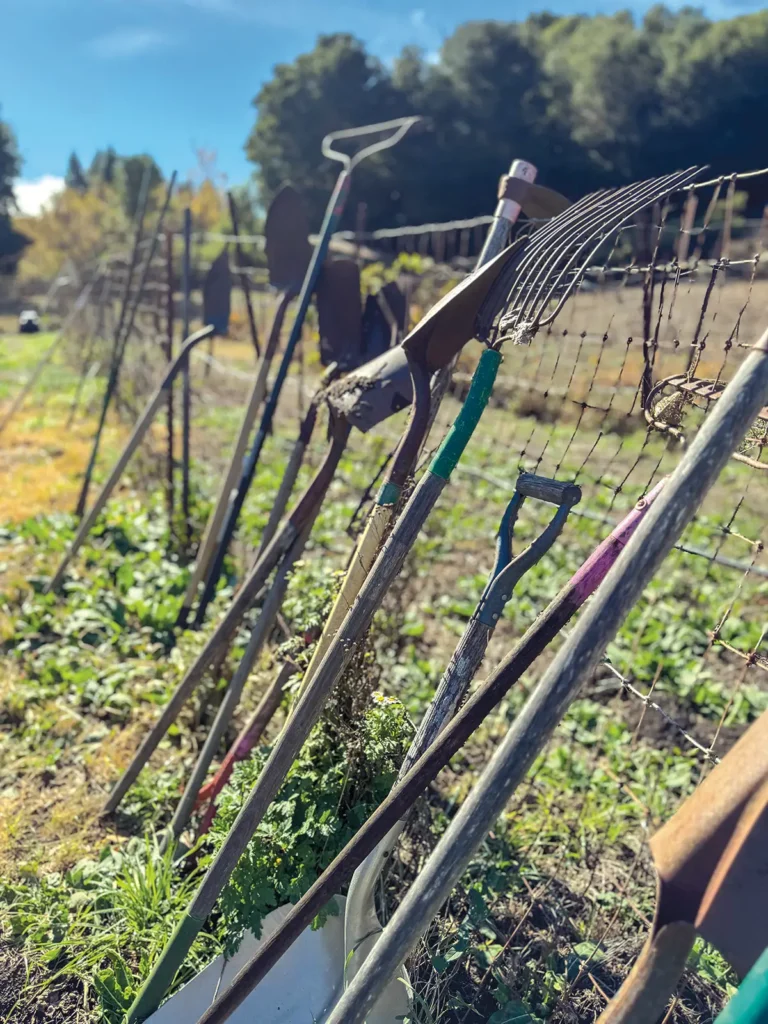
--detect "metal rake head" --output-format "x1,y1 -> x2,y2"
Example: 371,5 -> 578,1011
476,167 -> 704,348
646,373 -> 768,470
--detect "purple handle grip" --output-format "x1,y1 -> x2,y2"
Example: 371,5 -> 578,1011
570,479 -> 667,604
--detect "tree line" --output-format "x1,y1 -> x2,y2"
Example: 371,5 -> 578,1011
247,7 -> 768,229
3,5 -> 768,273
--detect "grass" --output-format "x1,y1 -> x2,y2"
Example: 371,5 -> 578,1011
1,269 -> 767,1023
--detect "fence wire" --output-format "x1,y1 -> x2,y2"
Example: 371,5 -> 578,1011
373,167 -> 768,1024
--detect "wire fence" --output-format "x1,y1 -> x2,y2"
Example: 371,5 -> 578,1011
366,166 -> 768,1023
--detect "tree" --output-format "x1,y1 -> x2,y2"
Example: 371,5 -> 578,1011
246,33 -> 407,229
244,12 -> 768,226
14,185 -> 129,281
0,109 -> 26,275
114,154 -> 163,219
65,152 -> 89,192
89,147 -> 118,186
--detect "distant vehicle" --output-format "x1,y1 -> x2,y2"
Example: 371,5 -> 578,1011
18,309 -> 40,334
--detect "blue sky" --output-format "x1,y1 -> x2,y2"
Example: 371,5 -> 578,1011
1,0 -> 757,211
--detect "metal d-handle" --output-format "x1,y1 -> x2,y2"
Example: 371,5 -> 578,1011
476,473 -> 582,627
322,116 -> 425,172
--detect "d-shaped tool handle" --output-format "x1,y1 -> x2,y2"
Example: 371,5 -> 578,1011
476,473 -> 581,626
517,472 -> 582,507
322,116 -> 425,171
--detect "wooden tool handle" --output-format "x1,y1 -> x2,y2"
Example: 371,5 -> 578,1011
596,921 -> 696,1024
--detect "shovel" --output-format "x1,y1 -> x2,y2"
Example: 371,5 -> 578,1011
597,714 -> 768,1023
258,257 -> 365,555
192,117 -> 424,626
343,474 -> 581,1004
175,185 -> 312,629
191,480 -> 666,1024
45,325 -> 215,592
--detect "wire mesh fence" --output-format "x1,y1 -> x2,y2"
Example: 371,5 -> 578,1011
348,166 -> 768,1024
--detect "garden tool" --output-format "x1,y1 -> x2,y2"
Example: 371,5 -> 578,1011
714,944 -> 768,1024
126,168 -> 702,1024
192,116 -> 424,626
148,472 -> 582,1024
192,480 -> 667,1024
121,156 -> 542,1023
361,280 -> 407,358
256,256 -> 364,557
316,258 -> 364,369
45,324 -> 215,592
202,248 -> 232,338
194,661 -> 299,838
176,185 -> 311,628
320,319 -> 768,1024
106,161 -> 528,825
597,717 -> 768,1024
343,473 -> 581,1004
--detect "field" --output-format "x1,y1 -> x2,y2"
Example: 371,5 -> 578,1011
1,266 -> 767,1024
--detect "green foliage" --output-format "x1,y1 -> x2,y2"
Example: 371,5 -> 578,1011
207,693 -> 411,954
247,11 -> 768,229
0,837 -> 222,1022
65,152 -> 88,193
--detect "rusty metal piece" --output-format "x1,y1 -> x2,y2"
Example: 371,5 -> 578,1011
696,777 -> 768,978
316,258 -> 363,369
202,248 -> 232,336
598,710 -> 768,1023
325,346 -> 413,433
645,373 -> 768,470
403,238 -> 527,372
264,185 -> 312,294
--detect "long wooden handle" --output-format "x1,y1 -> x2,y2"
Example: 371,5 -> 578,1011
596,922 -> 696,1024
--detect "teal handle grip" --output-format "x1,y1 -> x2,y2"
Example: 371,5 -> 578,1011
715,947 -> 768,1023
126,911 -> 206,1022
430,348 -> 501,480
376,481 -> 401,507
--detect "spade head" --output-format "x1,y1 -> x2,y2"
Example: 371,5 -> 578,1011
695,777 -> 768,978
202,248 -> 232,336
264,185 -> 312,295
403,237 -> 527,373
316,259 -> 363,370
325,346 -> 413,433
361,281 -> 407,360
649,709 -> 768,976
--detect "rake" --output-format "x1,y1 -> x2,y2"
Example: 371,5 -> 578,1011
123,157 -> 549,1022
191,117 -> 424,627
321,320 -> 768,1024
645,371 -> 768,471
125,168 -> 700,1023
190,480 -> 665,1024
175,185 -> 312,629
105,157 -> 541,827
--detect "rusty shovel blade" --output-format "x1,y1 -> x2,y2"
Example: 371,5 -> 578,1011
316,258 -> 363,370
264,184 -> 312,295
599,709 -> 768,1024
402,236 -> 527,372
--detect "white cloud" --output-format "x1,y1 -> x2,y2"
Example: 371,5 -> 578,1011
14,176 -> 65,216
89,27 -> 172,58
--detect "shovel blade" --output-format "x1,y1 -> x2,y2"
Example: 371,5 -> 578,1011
145,896 -> 409,1024
265,185 -> 312,294
316,259 -> 363,369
